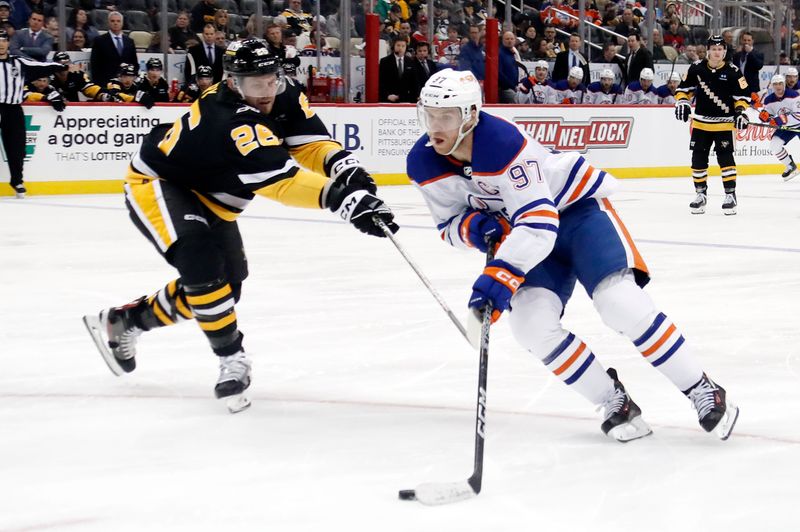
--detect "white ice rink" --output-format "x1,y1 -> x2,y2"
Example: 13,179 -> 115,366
2,176 -> 799,532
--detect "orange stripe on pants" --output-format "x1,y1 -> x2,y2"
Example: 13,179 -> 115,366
601,198 -> 649,275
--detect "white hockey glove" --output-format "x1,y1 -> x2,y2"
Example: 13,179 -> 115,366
324,150 -> 377,194
734,109 -> 749,130
285,45 -> 298,59
675,100 -> 691,122
46,90 -> 66,112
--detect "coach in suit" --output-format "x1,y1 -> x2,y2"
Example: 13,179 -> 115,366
552,33 -> 590,85
623,31 -> 653,87
89,11 -> 138,86
184,23 -> 225,83
730,31 -> 763,95
379,38 -> 411,103
9,11 -> 53,61
407,41 -> 438,101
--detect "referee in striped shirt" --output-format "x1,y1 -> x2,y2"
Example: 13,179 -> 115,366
0,29 -> 65,198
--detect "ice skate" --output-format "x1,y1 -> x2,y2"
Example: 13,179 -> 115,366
14,184 -> 26,199
600,368 -> 653,442
82,302 -> 144,376
684,374 -> 739,440
782,162 -> 799,182
215,351 -> 252,413
722,192 -> 737,215
689,192 -> 707,214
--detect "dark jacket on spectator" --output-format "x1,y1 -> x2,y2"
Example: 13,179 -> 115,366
169,25 -> 195,50
191,1 -> 217,33
731,48 -> 764,95
552,49 -> 590,84
623,46 -> 653,87
458,40 -> 485,80
10,27 -> 53,61
184,41 -> 225,83
89,31 -> 138,86
408,57 -> 438,101
378,52 -> 412,102
498,45 -> 519,91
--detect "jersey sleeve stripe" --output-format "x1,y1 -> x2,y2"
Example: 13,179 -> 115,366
238,159 -> 299,185
566,165 -> 595,203
514,221 -> 559,233
436,213 -> 459,231
518,209 -> 559,221
510,198 -> 556,225
418,172 -> 457,186
581,170 -> 607,200
284,134 -> 333,146
553,157 -> 586,205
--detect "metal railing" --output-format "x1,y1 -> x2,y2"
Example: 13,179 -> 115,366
551,8 -> 627,60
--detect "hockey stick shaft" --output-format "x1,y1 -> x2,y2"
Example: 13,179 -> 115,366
749,121 -> 800,133
374,217 -> 471,343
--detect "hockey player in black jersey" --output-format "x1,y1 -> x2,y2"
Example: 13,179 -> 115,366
138,57 -> 171,103
82,39 -> 397,412
674,35 -> 751,215
50,52 -> 111,102
106,63 -> 155,108
175,64 -> 214,102
23,75 -> 66,111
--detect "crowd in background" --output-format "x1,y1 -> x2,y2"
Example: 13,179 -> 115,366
2,0 -> 800,107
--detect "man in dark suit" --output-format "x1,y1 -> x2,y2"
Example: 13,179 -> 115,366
731,31 -> 763,95
9,11 -> 53,60
89,11 -> 137,86
623,31 -> 653,87
184,23 -> 225,83
552,33 -> 590,85
407,41 -> 437,101
379,38 -> 411,103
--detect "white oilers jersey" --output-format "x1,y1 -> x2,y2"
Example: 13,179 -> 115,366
762,89 -> 800,128
584,81 -> 622,104
406,112 -> 618,273
622,81 -> 658,104
656,84 -> 677,104
552,79 -> 585,104
515,77 -> 557,104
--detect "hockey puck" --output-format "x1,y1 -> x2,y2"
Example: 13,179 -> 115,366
398,489 -> 416,501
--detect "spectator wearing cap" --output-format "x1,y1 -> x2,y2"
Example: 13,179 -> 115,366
379,37 -> 411,102
281,0 -> 313,35
659,2 -> 679,32
785,68 -> 798,91
65,9 -> 98,47
584,69 -> 623,104
462,2 -> 484,27
623,30 -> 652,87
553,66 -> 586,103
731,31 -> 763,95
169,11 -> 194,51
191,0 -> 217,33
411,16 -> 442,59
458,24 -> 484,80
407,41 -> 438,101
622,67 -> 658,104
498,30 -> 519,104
552,32 -> 589,85
516,60 -> 557,104
185,23 -> 224,83
90,11 -> 137,86
656,71 -> 681,104
9,10 -> 52,60
0,1 -> 11,28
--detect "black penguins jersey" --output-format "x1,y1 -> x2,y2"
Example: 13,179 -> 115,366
138,77 -> 171,102
51,70 -> 105,102
676,59 -> 751,131
131,81 -> 341,221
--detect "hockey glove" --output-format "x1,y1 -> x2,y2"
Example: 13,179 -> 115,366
459,210 -> 510,253
324,150 -> 377,194
326,178 -> 398,237
46,90 -> 66,112
675,100 -> 691,122
758,109 -> 771,122
134,90 -> 155,109
734,108 -> 749,130
468,259 -> 525,323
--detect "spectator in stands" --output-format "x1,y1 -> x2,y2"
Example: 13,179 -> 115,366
146,32 -> 166,53
535,36 -> 556,59
542,25 -> 564,53
462,2 -> 483,27
353,0 -> 370,37
0,1 -> 10,26
214,8 -> 235,43
408,41 -> 437,101
90,11 -> 137,87
498,30 -> 519,103
518,38 -> 535,61
439,24 -> 461,66
623,30 -> 652,86
663,18 -> 684,51
191,0 -> 217,33
656,71 -> 681,104
553,66 -> 586,103
585,68 -> 623,104
600,2 -> 618,30
185,23 -> 224,83
677,43 -> 698,64
786,67 -> 799,91
540,0 -> 577,30
8,0 -> 28,30
458,24 -> 484,80
732,31 -> 763,95
282,0 -> 313,35
67,28 -> 87,51
651,28 -> 668,62
412,16 -> 441,59
44,15 -> 58,48
614,8 -> 639,40
722,29 -> 735,61
659,2 -> 679,31
397,21 -> 412,46
169,11 -> 193,50
266,24 -> 300,72
215,30 -> 227,47
622,67 -> 658,103
521,24 -> 539,53
552,32 -> 589,84
66,8 -> 98,47
696,44 -> 707,61
10,10 -> 52,60
379,37 -> 411,102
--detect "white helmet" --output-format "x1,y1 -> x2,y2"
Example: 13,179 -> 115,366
568,66 -> 583,80
418,68 -> 483,156
640,67 -> 654,81
669,71 -> 681,82
534,60 -> 549,71
787,67 -> 798,77
771,74 -> 786,86
600,68 -> 615,80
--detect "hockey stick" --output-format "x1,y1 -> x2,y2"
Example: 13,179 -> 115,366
749,122 -> 800,133
373,217 -> 475,347
398,246 -> 495,506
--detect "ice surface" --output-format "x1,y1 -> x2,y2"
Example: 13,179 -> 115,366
1,176 -> 799,532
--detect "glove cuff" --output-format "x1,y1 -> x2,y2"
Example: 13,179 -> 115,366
331,189 -> 369,223
324,150 -> 362,180
484,259 -> 525,291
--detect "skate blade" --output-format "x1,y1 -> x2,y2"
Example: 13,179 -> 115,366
607,415 -> 653,443
82,315 -> 125,377
224,393 -> 251,414
714,402 -> 740,441
723,208 -> 737,216
690,207 -> 706,214
784,170 -> 800,182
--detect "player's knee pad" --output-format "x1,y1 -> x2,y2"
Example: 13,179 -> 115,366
509,287 -> 567,360
592,269 -> 658,339
717,150 -> 735,168
770,135 -> 788,156
691,150 -> 710,169
168,233 -> 226,286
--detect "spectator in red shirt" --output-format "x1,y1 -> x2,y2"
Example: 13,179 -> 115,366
663,19 -> 684,51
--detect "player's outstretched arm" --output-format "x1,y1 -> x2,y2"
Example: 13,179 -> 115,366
324,175 -> 398,237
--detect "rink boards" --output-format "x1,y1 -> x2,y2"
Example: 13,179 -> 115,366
0,102 -> 787,196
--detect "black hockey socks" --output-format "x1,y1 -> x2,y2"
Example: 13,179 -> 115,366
184,279 -> 243,356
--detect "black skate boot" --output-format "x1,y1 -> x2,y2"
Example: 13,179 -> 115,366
782,161 -> 799,182
684,374 -> 739,440
600,368 -> 653,442
215,351 -> 252,413
14,184 -> 26,199
82,297 -> 148,376
722,191 -> 737,215
689,191 -> 707,214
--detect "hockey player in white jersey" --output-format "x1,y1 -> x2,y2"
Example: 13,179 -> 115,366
515,60 -> 556,104
623,67 -> 659,104
552,66 -> 586,104
758,74 -> 800,181
656,71 -> 681,104
584,68 -> 622,104
408,68 -> 739,442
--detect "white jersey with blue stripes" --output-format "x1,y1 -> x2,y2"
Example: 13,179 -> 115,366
762,89 -> 800,128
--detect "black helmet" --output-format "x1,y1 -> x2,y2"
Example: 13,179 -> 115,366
196,65 -> 213,79
53,51 -> 70,65
223,38 -> 281,76
118,63 -> 136,76
146,57 -> 163,71
0,29 -> 8,41
707,34 -> 725,48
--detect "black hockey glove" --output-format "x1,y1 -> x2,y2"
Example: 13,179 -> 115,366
134,90 -> 155,109
326,180 -> 398,237
675,100 -> 691,122
734,108 -> 749,130
324,150 -> 377,194
46,90 -> 66,112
